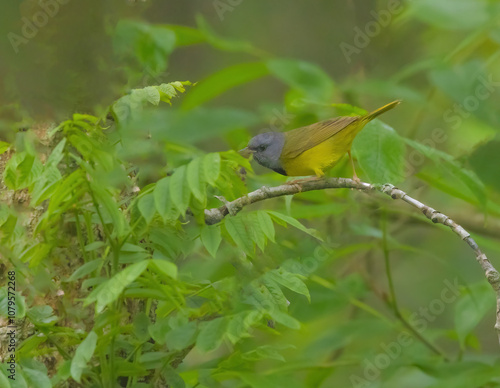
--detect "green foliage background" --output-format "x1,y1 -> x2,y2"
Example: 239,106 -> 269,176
1,0 -> 500,387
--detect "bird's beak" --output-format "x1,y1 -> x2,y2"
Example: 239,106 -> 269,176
238,147 -> 254,158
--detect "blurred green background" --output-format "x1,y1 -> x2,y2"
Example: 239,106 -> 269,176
1,0 -> 500,387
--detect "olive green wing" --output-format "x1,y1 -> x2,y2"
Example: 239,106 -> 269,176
280,116 -> 360,159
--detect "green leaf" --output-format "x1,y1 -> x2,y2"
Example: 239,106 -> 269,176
30,165 -> 63,206
84,241 -> 106,251
113,20 -> 176,73
0,141 -> 10,155
267,268 -> 310,302
454,281 -> 494,348
0,289 -> 26,319
226,311 -> 262,344
268,309 -> 301,329
353,120 -> 406,184
70,331 -> 98,383
203,153 -> 221,186
138,192 -> 156,224
169,165 -> 191,216
224,216 -> 254,253
91,184 -> 128,238
113,360 -> 148,377
26,305 -> 57,325
22,367 -> 51,388
469,140 -> 500,192
66,259 -> 102,282
143,86 -> 161,105
423,361 -> 500,388
46,138 -> 66,167
113,81 -> 191,123
196,14 -> 260,55
246,212 -> 268,251
409,0 -> 489,30
161,367 -> 186,388
200,224 -> 222,258
4,152 -> 42,190
0,368 -> 11,388
165,321 -> 198,351
267,58 -> 334,102
186,157 -> 206,202
150,259 -> 178,279
154,177 -> 170,211
84,261 -> 149,313
267,211 -> 321,240
133,312 -> 151,342
241,345 -> 287,362
196,317 -> 228,352
164,24 -> 204,46
262,279 -> 289,311
182,62 -> 269,109
256,210 -> 275,243
404,138 -> 487,206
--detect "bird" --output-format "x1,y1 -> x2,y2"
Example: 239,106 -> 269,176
239,100 -> 400,181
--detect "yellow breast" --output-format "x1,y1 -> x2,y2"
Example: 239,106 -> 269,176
280,122 -> 365,177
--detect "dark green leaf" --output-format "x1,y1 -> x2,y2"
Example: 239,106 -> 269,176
84,261 -> 149,313
196,317 -> 228,352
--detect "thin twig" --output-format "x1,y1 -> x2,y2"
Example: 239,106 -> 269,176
204,178 -> 500,345
381,210 -> 448,359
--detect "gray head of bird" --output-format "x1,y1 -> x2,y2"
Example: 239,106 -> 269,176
239,132 -> 287,175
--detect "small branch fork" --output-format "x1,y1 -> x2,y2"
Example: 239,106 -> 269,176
204,178 -> 500,345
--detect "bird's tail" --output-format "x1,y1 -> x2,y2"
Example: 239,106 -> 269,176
363,100 -> 401,121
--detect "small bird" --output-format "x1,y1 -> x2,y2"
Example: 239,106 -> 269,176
239,100 -> 400,181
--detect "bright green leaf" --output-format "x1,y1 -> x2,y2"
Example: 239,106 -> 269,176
169,165 -> 191,216
267,268 -> 310,302
70,331 -> 98,383
203,153 -> 221,186
353,120 -> 406,184
186,157 -> 206,202
150,259 -> 178,279
200,224 -> 222,258
182,62 -> 269,109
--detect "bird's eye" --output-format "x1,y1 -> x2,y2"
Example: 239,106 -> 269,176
258,145 -> 266,152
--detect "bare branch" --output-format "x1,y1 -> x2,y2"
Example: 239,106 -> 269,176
204,177 -> 500,345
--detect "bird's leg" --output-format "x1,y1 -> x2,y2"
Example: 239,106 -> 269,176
285,174 -> 323,193
285,168 -> 324,186
348,150 -> 360,183
285,176 -> 321,185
